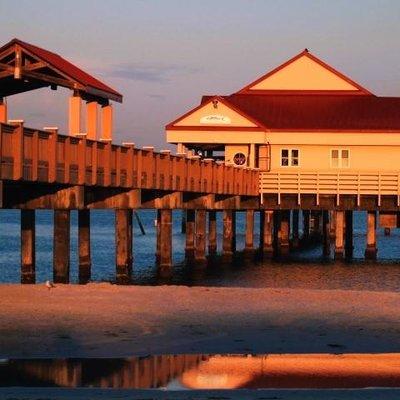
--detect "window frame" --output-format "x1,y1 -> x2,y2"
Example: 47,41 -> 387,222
280,148 -> 300,167
330,148 -> 350,168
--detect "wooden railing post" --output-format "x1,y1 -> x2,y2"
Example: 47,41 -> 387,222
122,142 -> 135,187
91,141 -> 98,185
102,139 -> 112,186
44,127 -> 58,183
32,130 -> 39,181
10,120 -> 24,180
64,136 -> 71,184
77,135 -> 87,185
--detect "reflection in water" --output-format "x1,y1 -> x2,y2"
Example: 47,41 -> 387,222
1,354 -> 400,389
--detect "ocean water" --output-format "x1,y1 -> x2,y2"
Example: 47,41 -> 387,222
1,210 -> 400,290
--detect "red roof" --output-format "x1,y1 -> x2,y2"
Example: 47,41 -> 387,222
0,38 -> 122,102
199,94 -> 400,132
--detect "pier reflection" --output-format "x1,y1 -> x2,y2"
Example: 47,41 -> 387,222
1,354 -> 400,389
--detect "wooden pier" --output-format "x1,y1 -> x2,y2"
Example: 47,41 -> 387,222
1,38 -> 399,285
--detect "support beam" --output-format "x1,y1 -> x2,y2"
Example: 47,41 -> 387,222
0,98 -> 7,123
115,209 -> 133,284
160,209 -> 172,269
280,210 -> 290,255
263,210 -> 274,258
222,210 -> 234,261
86,101 -> 98,141
185,209 -> 195,261
21,209 -> 35,284
208,210 -> 217,256
334,210 -> 344,260
245,210 -> 254,252
365,211 -> 377,260
322,210 -> 331,257
53,210 -> 70,283
345,210 -> 353,259
195,209 -> 207,264
292,210 -> 300,249
101,104 -> 113,141
78,209 -> 91,284
68,93 -> 82,135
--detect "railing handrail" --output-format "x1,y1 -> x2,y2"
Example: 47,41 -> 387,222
0,122 -> 260,196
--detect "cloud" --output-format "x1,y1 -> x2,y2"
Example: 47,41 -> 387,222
100,63 -> 202,83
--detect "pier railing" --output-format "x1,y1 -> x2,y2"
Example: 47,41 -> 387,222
0,123 -> 259,196
260,170 -> 400,204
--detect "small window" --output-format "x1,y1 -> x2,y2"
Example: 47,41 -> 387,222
281,149 -> 299,167
331,149 -> 350,168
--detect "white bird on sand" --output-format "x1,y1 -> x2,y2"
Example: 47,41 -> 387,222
46,280 -> 55,290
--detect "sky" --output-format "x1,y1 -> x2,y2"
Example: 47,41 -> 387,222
0,0 -> 400,148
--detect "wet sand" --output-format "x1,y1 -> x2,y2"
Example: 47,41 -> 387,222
0,283 -> 399,357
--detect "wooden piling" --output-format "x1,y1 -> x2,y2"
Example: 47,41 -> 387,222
53,210 -> 70,283
115,209 -> 133,284
303,210 -> 310,241
78,209 -> 91,284
181,210 -> 186,234
222,210 -> 234,261
334,210 -> 344,260
311,210 -> 322,238
21,209 -> 35,284
322,210 -> 331,257
345,210 -> 353,259
185,209 -> 195,260
160,209 -> 172,269
263,210 -> 274,257
280,210 -> 290,255
365,210 -> 377,260
155,209 -> 161,265
292,209 -> 300,249
245,209 -> 255,252
273,211 -> 282,256
194,209 -> 207,263
208,210 -> 217,256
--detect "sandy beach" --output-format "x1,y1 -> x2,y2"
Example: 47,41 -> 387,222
0,283 -> 399,358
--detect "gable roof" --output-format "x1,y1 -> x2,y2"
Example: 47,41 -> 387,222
166,95 -> 266,130
223,94 -> 400,131
0,38 -> 122,102
237,49 -> 372,96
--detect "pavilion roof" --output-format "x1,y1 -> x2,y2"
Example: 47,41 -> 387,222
0,38 -> 122,103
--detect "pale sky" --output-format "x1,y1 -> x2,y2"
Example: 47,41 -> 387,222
0,0 -> 400,148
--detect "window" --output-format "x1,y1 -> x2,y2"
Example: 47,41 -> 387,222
281,149 -> 299,167
331,149 -> 350,168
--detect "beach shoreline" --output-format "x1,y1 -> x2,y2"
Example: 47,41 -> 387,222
0,283 -> 399,358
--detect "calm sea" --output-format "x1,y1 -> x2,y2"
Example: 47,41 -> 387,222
1,210 -> 400,291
